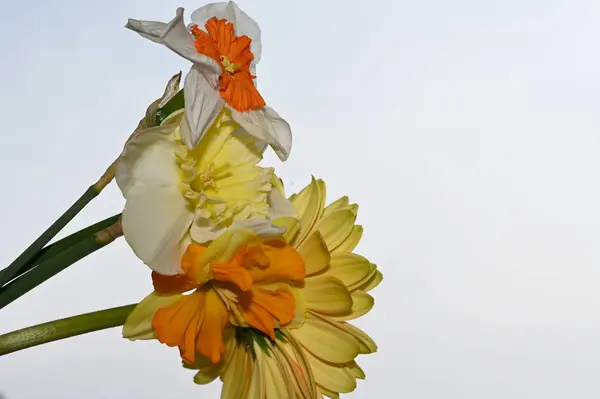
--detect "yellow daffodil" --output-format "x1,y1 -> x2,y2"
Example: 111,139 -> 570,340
116,110 -> 293,275
141,178 -> 381,398
126,2 -> 292,160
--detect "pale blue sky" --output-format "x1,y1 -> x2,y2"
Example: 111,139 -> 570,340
1,0 -> 600,398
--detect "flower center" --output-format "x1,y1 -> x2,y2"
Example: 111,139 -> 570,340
220,56 -> 240,74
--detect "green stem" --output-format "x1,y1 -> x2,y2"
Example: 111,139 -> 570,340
11,214 -> 121,282
0,224 -> 122,310
0,186 -> 100,288
0,304 -> 136,356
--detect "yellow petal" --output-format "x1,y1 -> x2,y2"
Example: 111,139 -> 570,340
246,343 -> 266,398
291,315 -> 359,364
346,203 -> 359,216
339,322 -> 378,354
221,343 -> 253,399
317,385 -> 340,399
282,330 -> 320,399
354,269 -> 383,293
303,276 -> 353,315
289,177 -> 325,246
346,361 -> 365,380
306,350 -> 357,394
122,292 -> 182,340
259,343 -> 293,398
326,253 -> 371,288
332,225 -> 363,254
329,291 -> 374,321
298,232 -> 330,276
322,196 -> 349,218
315,209 -> 356,252
273,217 -> 300,243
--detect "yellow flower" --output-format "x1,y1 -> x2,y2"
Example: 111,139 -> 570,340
116,109 -> 294,275
184,178 -> 382,398
122,225 -> 306,365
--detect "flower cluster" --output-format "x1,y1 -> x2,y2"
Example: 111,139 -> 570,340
118,2 -> 381,398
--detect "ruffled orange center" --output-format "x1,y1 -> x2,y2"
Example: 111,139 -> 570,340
191,17 -> 266,113
151,240 -> 305,364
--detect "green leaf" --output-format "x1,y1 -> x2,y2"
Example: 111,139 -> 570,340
10,214 -> 121,282
0,304 -> 136,356
0,224 -> 120,310
0,186 -> 101,288
155,89 -> 184,126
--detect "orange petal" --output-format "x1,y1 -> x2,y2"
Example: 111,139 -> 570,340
240,286 -> 296,337
152,291 -> 205,364
220,71 -> 266,112
152,271 -> 197,295
191,24 -> 221,64
249,242 -> 305,284
211,260 -> 253,291
226,35 -> 254,67
196,288 -> 229,364
211,248 -> 253,291
181,243 -> 209,280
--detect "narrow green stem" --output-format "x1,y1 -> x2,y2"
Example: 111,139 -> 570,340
0,225 -> 122,310
0,186 -> 100,288
0,304 -> 136,356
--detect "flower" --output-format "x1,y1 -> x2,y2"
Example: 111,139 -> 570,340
126,2 -> 292,161
282,178 -> 382,398
178,178 -> 382,398
116,110 -> 294,275
122,225 -> 306,365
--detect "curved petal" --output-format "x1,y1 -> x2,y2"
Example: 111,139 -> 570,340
230,106 -> 292,161
182,64 -> 225,149
116,125 -> 180,197
231,218 -> 287,237
127,7 -> 221,72
122,292 -> 182,340
305,350 -> 357,394
122,184 -> 194,275
268,188 -> 297,219
290,315 -> 360,364
189,215 -> 225,244
303,276 -> 353,315
190,1 -> 262,64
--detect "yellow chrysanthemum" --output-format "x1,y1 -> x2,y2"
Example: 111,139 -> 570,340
185,178 -> 382,398
116,109 -> 294,276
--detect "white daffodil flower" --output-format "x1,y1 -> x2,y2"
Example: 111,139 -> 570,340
126,2 -> 292,161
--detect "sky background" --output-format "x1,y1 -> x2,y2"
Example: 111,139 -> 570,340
1,0 -> 600,398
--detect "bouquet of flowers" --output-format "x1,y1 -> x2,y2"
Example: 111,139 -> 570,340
0,2 -> 382,398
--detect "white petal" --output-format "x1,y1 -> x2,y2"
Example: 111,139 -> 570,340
190,215 -> 226,244
230,106 -> 292,161
122,184 -> 194,275
190,1 -> 262,64
231,218 -> 287,237
127,7 -> 221,73
183,64 -> 225,149
268,188 -> 296,219
116,125 -> 180,198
